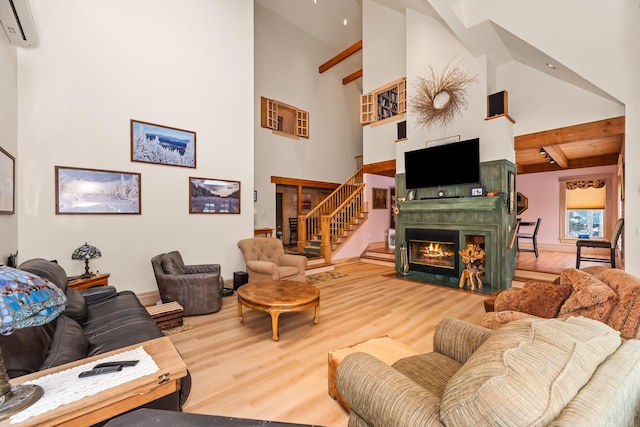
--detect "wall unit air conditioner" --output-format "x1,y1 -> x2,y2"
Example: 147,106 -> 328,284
0,0 -> 39,48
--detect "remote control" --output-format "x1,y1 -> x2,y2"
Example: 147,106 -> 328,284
93,360 -> 139,369
78,365 -> 123,378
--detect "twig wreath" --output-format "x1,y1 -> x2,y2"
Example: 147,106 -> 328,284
411,59 -> 478,129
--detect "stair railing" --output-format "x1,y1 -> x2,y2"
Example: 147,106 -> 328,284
319,184 -> 366,261
297,168 -> 364,254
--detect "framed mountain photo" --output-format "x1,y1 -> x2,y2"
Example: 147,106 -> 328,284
131,119 -> 196,168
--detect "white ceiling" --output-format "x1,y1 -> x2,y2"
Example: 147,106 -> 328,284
256,0 -> 619,103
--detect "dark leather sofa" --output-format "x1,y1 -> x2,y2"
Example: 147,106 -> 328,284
0,258 -> 190,412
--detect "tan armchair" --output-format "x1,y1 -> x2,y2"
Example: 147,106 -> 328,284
151,251 -> 224,316
237,237 -> 307,283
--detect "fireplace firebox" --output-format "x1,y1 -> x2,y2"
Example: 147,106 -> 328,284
406,228 -> 459,277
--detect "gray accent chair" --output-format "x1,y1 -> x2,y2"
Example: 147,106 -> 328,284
151,251 -> 224,316
237,237 -> 307,283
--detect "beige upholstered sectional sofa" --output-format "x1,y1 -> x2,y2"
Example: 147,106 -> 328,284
336,316 -> 640,426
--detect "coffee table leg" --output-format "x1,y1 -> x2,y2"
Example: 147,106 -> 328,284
313,303 -> 320,324
270,311 -> 281,341
237,300 -> 244,322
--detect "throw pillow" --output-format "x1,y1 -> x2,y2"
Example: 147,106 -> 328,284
495,281 -> 572,318
600,269 -> 640,339
440,317 -> 621,426
558,268 -> 618,323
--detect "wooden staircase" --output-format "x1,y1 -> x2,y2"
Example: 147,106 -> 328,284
297,168 -> 368,265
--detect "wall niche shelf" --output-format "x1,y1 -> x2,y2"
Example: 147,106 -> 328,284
361,77 -> 406,127
260,96 -> 309,140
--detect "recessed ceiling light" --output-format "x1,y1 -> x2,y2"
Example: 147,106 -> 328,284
313,0 -> 317,4
546,63 -> 556,69
343,18 -> 348,26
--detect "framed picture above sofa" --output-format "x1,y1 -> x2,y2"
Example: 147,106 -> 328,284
55,166 -> 141,214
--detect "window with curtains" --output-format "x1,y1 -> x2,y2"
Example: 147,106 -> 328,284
560,177 -> 610,240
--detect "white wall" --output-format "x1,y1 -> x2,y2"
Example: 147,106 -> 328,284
498,61 -> 624,136
253,4 -> 363,229
362,0 -> 406,165
16,0 -> 254,293
398,9 -> 514,175
0,34 -> 17,261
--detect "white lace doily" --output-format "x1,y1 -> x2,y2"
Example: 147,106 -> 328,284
11,346 -> 159,424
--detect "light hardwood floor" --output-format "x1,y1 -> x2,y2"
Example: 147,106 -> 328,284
169,262 -> 489,426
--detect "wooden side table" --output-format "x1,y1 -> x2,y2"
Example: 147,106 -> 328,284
145,302 -> 184,330
2,337 -> 187,427
254,227 -> 274,237
68,273 -> 110,290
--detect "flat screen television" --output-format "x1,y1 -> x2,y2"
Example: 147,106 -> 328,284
404,138 -> 480,189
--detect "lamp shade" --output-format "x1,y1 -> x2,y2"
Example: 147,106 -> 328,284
0,265 -> 67,336
0,265 -> 66,420
71,242 -> 101,260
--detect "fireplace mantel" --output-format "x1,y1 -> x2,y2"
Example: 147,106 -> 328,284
399,196 -> 502,213
395,160 -> 517,291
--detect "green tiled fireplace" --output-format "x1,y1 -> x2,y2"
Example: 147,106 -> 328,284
395,160 -> 517,291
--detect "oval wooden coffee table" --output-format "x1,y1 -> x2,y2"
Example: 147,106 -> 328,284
237,280 -> 320,341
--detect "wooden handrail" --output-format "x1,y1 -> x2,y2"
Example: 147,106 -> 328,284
297,168 -> 365,260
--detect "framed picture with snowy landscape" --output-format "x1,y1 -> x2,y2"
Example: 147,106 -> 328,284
130,119 -> 196,168
189,177 -> 240,214
55,166 -> 141,214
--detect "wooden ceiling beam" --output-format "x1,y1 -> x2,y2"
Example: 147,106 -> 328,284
319,40 -> 362,73
517,154 -> 620,174
343,69 -> 362,85
271,176 -> 340,190
363,160 -> 396,177
514,116 -> 625,150
542,145 -> 569,169
568,154 -> 620,169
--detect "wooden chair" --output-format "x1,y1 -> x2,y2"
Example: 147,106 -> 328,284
576,218 -> 624,268
288,217 -> 298,245
516,218 -> 542,258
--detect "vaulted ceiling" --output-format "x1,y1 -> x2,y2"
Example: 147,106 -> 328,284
256,0 -> 624,175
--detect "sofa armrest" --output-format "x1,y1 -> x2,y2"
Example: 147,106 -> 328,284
246,260 -> 279,276
481,310 -> 538,330
433,318 -> 493,365
279,253 -> 307,271
184,263 -> 220,275
336,352 -> 441,426
81,286 -> 118,305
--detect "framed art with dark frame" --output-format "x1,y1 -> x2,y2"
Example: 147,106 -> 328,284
0,146 -> 15,214
189,177 -> 240,214
372,187 -> 388,209
508,170 -> 516,214
55,166 -> 141,214
131,119 -> 196,168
